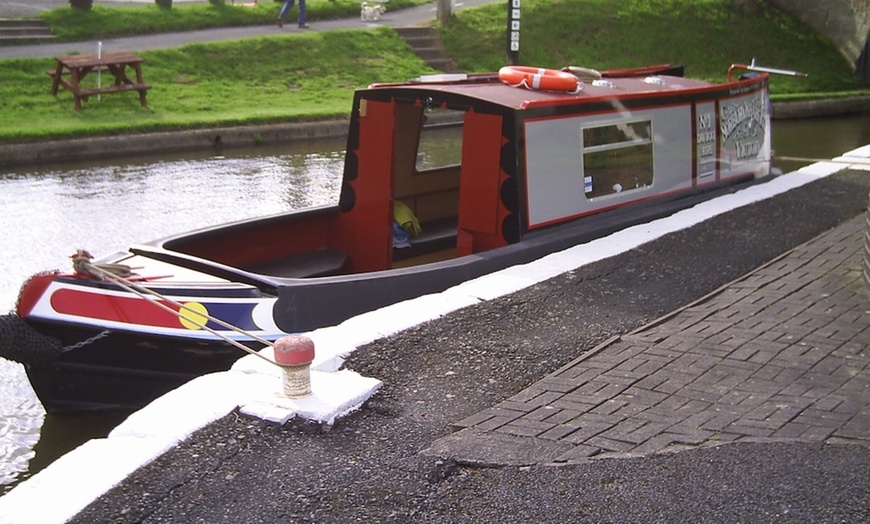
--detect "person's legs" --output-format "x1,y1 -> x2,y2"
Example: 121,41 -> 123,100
297,0 -> 307,28
277,0 -> 294,26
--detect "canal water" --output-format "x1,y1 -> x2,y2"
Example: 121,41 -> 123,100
0,138 -> 346,494
1,114 -> 869,494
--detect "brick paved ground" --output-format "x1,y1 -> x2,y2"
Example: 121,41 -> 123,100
428,214 -> 870,465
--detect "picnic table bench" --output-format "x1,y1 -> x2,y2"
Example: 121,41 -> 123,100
48,51 -> 151,111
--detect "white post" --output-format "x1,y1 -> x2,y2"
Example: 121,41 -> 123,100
437,0 -> 454,24
97,41 -> 102,102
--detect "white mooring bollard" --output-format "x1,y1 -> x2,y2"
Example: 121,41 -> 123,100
273,335 -> 315,398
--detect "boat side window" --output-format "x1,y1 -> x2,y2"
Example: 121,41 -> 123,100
415,108 -> 464,174
582,120 -> 654,199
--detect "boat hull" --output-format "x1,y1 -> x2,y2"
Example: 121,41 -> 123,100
25,327 -> 247,412
20,175 -> 760,412
16,273 -> 280,411
13,67 -> 773,412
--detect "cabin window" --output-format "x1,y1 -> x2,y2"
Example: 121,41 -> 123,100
582,120 -> 654,198
415,108 -> 464,173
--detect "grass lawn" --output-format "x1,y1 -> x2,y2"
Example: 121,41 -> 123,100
0,0 -> 864,143
0,28 -> 428,142
41,0 -> 430,41
440,0 -> 858,93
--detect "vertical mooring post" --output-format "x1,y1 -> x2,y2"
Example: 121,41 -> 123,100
506,0 -> 521,65
274,335 -> 315,398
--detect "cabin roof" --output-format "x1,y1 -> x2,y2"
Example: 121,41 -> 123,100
366,73 -> 716,111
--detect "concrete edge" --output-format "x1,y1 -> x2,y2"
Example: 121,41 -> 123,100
0,119 -> 349,168
770,95 -> 870,119
0,97 -> 867,169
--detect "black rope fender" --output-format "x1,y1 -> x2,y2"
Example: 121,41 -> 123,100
0,313 -> 62,366
0,251 -> 130,367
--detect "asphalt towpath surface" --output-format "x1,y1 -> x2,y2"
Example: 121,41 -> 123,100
0,0 -> 502,59
65,168 -> 870,522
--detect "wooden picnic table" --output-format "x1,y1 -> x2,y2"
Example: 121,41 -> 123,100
48,51 -> 151,111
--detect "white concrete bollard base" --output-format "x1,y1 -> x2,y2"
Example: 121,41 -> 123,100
281,363 -> 312,398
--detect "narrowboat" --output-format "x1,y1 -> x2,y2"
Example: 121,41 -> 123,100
12,62 -> 776,412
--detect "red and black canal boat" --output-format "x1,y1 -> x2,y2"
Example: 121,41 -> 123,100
9,63 -> 775,412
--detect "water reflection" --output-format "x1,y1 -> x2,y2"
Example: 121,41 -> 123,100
0,359 -> 44,489
771,114 -> 870,174
0,140 -> 346,310
0,139 -> 345,494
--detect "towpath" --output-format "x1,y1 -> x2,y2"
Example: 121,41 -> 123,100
430,203 -> 870,466
0,0 -> 502,59
57,156 -> 870,522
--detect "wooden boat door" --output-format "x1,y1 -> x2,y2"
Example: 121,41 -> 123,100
456,109 -> 510,255
390,103 -> 461,268
335,97 -> 396,273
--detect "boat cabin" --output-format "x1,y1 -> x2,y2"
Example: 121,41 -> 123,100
155,67 -> 769,288
16,65 -> 772,412
324,68 -> 767,274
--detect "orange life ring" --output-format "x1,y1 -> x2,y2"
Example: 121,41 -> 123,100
498,66 -> 580,92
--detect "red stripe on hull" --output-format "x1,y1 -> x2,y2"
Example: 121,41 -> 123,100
50,288 -> 183,328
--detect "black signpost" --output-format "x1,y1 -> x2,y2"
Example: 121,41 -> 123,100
506,0 -> 521,65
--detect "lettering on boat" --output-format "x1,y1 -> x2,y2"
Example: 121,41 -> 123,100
720,93 -> 766,162
696,109 -> 717,178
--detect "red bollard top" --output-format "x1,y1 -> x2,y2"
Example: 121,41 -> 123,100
273,335 -> 315,367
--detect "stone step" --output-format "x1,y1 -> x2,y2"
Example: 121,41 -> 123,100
395,27 -> 437,39
0,18 -> 56,46
395,26 -> 455,73
398,32 -> 438,45
0,26 -> 53,36
0,35 -> 57,45
414,46 -> 449,60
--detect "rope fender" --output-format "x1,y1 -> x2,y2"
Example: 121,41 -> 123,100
0,313 -> 62,366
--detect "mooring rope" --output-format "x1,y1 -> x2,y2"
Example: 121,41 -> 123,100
773,155 -> 870,165
77,257 -> 280,367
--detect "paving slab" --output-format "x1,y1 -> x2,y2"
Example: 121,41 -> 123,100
427,214 -> 870,465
